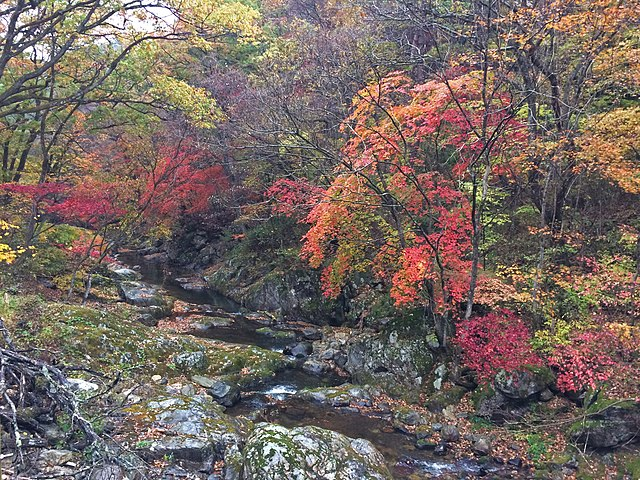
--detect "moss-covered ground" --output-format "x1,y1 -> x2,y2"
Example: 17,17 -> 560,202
2,292 -> 289,386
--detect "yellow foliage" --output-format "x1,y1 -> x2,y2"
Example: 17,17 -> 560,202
0,221 -> 24,264
169,0 -> 262,44
577,107 -> 640,194
149,74 -> 224,129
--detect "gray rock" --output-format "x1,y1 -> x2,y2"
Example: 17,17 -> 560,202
284,341 -> 313,358
507,458 -> 523,468
89,464 -> 125,480
571,402 -> 640,449
207,380 -> 241,407
494,369 -> 552,400
118,281 -> 166,307
205,264 -> 335,324
135,395 -> 247,462
67,378 -> 99,394
180,384 -> 196,396
540,388 -> 554,402
241,423 -> 392,479
434,443 -> 447,456
475,390 -> 530,423
138,304 -> 172,320
415,438 -> 437,450
36,449 -> 74,467
344,330 -> 433,398
173,351 -> 208,371
319,348 -> 338,361
192,317 -> 235,329
330,394 -> 351,407
472,436 -> 492,455
302,359 -> 330,376
192,375 -> 217,389
441,425 -> 460,442
301,327 -> 322,341
109,267 -> 142,281
137,313 -> 158,327
394,409 -> 426,427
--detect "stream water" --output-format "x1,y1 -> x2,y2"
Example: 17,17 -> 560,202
120,253 -> 511,479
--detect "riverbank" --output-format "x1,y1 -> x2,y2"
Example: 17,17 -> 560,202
0,253 -> 638,479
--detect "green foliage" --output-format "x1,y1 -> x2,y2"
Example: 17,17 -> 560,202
230,216 -> 305,262
469,416 -> 493,430
518,433 -> 548,464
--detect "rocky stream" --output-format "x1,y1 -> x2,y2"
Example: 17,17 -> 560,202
111,253 -> 528,479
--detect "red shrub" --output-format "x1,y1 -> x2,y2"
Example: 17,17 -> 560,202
454,310 -> 543,382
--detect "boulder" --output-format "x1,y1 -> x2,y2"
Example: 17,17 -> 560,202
441,425 -> 460,442
191,375 -> 217,389
207,380 -> 241,407
434,443 -> 447,456
173,351 -> 208,372
128,395 -> 247,463
344,331 -> 434,399
175,277 -> 208,293
118,281 -> 168,309
137,313 -> 159,327
475,390 -> 530,423
571,401 -> 640,449
493,368 -> 553,401
205,261 -> 337,324
284,341 -> 313,358
36,449 -> 74,468
241,423 -> 392,479
89,465 -> 125,480
109,266 -> 142,281
302,359 -> 331,376
424,386 -> 468,413
301,327 -> 322,341
394,408 -> 427,428
471,436 -> 492,456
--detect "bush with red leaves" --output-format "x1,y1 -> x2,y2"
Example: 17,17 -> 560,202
549,325 -> 640,394
454,309 -> 543,383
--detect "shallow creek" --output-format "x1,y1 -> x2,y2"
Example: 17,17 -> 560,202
121,254 -> 507,479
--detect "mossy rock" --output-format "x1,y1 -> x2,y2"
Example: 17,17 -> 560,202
424,385 -> 468,413
570,400 -> 640,449
125,394 -> 250,463
8,296 -> 289,384
242,423 -> 392,480
255,327 -> 296,340
344,330 -> 434,400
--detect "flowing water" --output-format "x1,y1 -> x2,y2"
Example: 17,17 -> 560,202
121,252 -> 512,479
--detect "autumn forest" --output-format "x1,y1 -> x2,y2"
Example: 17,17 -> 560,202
1,0 -> 640,478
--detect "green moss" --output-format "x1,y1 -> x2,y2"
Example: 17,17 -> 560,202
424,386 -> 467,412
7,295 -> 288,383
469,416 -> 493,430
585,396 -> 637,415
623,455 -> 640,478
470,384 -> 495,409
568,419 -> 605,435
255,327 -> 296,339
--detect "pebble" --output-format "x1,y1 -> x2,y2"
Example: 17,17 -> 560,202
434,443 -> 447,456
441,424 -> 460,442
